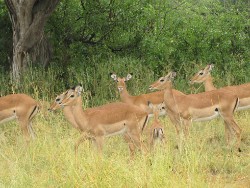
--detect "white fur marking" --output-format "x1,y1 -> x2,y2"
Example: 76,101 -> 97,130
0,114 -> 17,125
192,111 -> 219,122
105,127 -> 127,137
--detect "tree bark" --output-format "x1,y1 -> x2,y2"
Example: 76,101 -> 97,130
4,0 -> 59,82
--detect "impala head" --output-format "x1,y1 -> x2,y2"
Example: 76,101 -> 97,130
148,101 -> 166,119
110,73 -> 132,92
190,64 -> 214,84
48,93 -> 66,111
60,85 -> 84,107
149,72 -> 176,91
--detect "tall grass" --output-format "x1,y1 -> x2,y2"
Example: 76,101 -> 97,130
0,112 -> 249,187
0,58 -> 250,187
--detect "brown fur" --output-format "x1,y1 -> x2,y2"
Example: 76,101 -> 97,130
149,72 -> 242,150
111,73 -> 165,115
190,64 -> 250,111
147,103 -> 165,150
0,94 -> 39,142
49,86 -> 149,156
49,93 -> 80,130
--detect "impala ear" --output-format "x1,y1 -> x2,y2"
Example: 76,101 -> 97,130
208,64 -> 214,71
125,73 -> 133,81
110,73 -> 117,81
165,71 -> 176,80
171,72 -> 177,79
75,85 -> 84,95
147,101 -> 154,109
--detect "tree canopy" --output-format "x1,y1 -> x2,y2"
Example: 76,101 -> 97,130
0,0 -> 249,80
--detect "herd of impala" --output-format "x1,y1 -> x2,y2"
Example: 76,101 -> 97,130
1,64 -> 248,156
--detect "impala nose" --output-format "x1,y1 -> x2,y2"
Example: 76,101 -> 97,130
118,86 -> 123,92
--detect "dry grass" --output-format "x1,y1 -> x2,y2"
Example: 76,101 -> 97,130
0,110 -> 249,188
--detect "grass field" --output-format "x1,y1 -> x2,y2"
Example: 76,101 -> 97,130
0,103 -> 249,188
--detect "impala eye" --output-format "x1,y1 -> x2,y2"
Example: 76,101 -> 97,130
70,95 -> 75,98
199,72 -> 204,75
160,79 -> 164,82
56,98 -> 60,102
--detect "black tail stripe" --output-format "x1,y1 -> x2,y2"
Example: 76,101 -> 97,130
141,115 -> 149,132
29,105 -> 39,120
233,97 -> 239,112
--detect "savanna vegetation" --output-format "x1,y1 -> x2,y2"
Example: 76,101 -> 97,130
0,0 -> 249,187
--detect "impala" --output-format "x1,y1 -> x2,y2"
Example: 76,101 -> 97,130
49,92 -> 80,130
149,72 -> 242,151
190,64 -> 250,111
147,102 -> 166,150
110,73 -> 166,116
0,94 -> 39,142
49,85 -> 149,156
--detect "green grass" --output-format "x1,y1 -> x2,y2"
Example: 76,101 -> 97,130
0,59 -> 250,187
0,109 -> 249,188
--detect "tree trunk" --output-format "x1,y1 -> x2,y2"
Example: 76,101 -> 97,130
4,0 -> 59,82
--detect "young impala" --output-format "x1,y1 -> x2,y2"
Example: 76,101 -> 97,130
149,72 -> 242,151
110,73 -> 166,117
190,64 -> 250,111
49,85 -> 149,156
0,94 -> 39,142
147,102 -> 166,150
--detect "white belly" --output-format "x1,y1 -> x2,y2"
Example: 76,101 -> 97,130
103,121 -> 128,137
0,114 -> 17,125
192,111 -> 219,122
105,127 -> 127,137
237,105 -> 250,111
237,97 -> 250,111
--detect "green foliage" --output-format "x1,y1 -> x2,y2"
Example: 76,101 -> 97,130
0,57 -> 158,106
1,0 -> 249,84
43,0 -> 250,81
0,1 -> 12,70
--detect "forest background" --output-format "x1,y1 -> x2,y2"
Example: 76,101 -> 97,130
0,0 -> 249,105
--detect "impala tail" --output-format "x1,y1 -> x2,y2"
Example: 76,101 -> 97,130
29,104 -> 40,120
141,115 -> 149,132
233,97 -> 240,112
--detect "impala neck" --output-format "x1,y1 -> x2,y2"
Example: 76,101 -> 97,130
162,81 -> 180,114
70,96 -> 88,132
119,87 -> 133,103
153,115 -> 160,124
204,75 -> 216,91
63,106 -> 79,130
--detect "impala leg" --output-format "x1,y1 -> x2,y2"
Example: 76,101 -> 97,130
128,129 -> 146,153
93,136 -> 104,156
223,120 -> 232,147
228,119 -> 242,151
28,122 -> 36,140
168,113 -> 182,150
123,133 -> 136,158
18,118 -> 31,143
75,132 -> 89,155
183,119 -> 191,138
149,130 -> 154,151
168,113 -> 182,136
